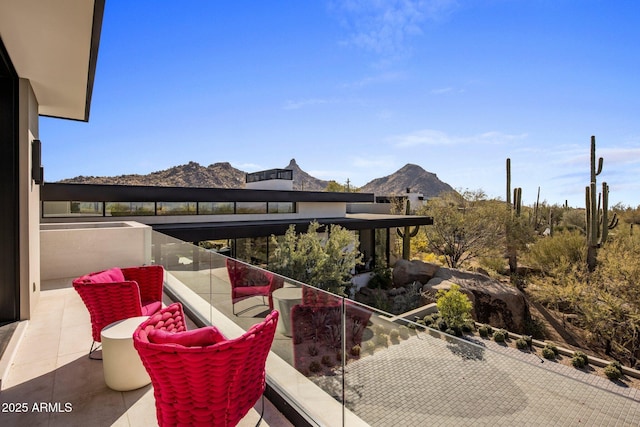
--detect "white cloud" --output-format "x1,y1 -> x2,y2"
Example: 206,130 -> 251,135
390,129 -> 528,148
331,0 -> 459,56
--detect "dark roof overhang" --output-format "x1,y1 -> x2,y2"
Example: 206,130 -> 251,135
151,214 -> 433,241
41,182 -> 374,203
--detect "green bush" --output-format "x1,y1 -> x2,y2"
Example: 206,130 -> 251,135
515,338 -> 529,350
571,351 -> 588,368
350,345 -> 361,357
522,335 -> 533,346
390,329 -> 400,341
493,329 -> 507,343
436,318 -> 448,331
461,322 -> 474,333
604,363 -> 623,380
423,315 -> 435,326
478,325 -> 490,337
375,333 -> 389,347
542,346 -> 556,360
544,342 -> 559,355
368,266 -> 393,290
436,284 -> 473,330
399,325 -> 410,339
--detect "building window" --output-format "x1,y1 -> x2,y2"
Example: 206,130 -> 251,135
236,202 -> 267,214
43,201 -> 104,217
105,202 -> 155,216
268,202 -> 295,214
156,202 -> 197,215
198,202 -> 234,215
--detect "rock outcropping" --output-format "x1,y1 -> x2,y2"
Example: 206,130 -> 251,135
392,259 -> 529,333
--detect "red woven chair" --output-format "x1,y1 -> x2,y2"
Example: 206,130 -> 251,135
73,265 -> 164,358
226,258 -> 284,315
133,303 -> 279,427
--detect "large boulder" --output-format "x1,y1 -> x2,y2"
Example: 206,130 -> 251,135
392,259 -> 440,287
425,267 -> 529,333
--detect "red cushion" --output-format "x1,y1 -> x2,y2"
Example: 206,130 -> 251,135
141,300 -> 163,316
148,326 -> 227,347
83,267 -> 125,283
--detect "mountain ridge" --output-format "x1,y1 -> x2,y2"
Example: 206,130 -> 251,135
59,159 -> 454,197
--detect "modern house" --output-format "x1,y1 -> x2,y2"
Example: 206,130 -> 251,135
40,170 -> 434,270
0,0 -> 104,324
3,3 -> 639,427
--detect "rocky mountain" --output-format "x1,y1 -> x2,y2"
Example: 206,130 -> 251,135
59,161 -> 246,188
58,160 -> 454,197
284,159 -> 329,191
360,163 -> 454,197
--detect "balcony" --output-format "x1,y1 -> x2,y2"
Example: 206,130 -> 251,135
1,222 -> 639,426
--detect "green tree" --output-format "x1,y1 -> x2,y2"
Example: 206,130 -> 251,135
268,221 -> 362,296
325,180 -> 359,193
436,284 -> 473,329
417,191 -> 506,269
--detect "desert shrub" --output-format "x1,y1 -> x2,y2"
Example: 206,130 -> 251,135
368,266 -> 393,290
372,324 -> 388,335
545,342 -> 559,355
493,329 -> 507,343
321,355 -> 333,367
350,345 -> 361,357
399,325 -> 410,339
390,329 -> 400,341
423,315 -> 435,326
364,341 -> 375,354
436,284 -> 473,330
524,231 -> 585,274
521,335 -> 533,346
604,363 -> 623,380
461,322 -> 474,333
376,333 -> 389,347
542,346 -> 556,360
515,338 -> 529,350
571,351 -> 589,368
478,325 -> 490,338
436,318 -> 448,331
479,256 -> 506,275
308,361 -> 322,373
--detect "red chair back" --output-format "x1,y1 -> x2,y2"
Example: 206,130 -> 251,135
72,280 -> 143,342
134,303 -> 279,427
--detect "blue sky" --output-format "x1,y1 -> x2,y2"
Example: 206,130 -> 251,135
41,0 -> 640,207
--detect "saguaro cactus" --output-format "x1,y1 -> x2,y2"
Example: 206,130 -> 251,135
506,158 -> 523,277
396,199 -> 420,260
585,136 -> 618,272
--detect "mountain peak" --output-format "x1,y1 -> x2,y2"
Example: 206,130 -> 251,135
360,164 -> 453,197
286,158 -> 299,169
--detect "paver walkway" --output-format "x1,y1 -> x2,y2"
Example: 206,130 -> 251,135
340,330 -> 640,426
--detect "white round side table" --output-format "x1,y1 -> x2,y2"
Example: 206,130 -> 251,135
272,287 -> 302,337
100,316 -> 151,391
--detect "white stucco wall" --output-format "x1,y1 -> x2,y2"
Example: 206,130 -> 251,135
40,222 -> 152,281
18,79 -> 40,319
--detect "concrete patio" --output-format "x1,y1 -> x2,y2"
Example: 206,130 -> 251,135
0,279 -> 293,427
